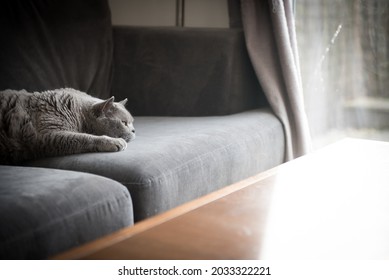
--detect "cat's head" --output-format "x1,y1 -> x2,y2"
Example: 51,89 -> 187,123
91,97 -> 135,142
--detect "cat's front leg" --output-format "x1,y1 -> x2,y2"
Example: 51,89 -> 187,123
41,132 -> 127,157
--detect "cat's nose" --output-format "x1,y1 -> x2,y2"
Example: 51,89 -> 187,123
131,129 -> 135,134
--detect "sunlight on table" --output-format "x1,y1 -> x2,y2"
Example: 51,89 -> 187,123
259,139 -> 389,259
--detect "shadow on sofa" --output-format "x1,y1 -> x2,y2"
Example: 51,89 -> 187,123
0,0 -> 285,259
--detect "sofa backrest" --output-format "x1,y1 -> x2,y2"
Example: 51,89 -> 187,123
0,0 -> 113,99
1,1 -> 267,115
111,27 -> 267,116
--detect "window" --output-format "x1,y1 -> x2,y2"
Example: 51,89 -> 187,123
296,0 -> 389,148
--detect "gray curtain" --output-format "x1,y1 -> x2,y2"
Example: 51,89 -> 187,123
240,0 -> 311,160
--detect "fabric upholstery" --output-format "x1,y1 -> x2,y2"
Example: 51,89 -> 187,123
0,0 -> 287,258
111,26 -> 267,116
0,166 -> 133,259
240,0 -> 311,160
0,0 -> 113,98
26,109 -> 285,222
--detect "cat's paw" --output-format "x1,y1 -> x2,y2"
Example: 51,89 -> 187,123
112,138 -> 127,152
97,136 -> 127,152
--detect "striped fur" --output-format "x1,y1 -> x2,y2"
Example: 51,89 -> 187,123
0,88 -> 135,165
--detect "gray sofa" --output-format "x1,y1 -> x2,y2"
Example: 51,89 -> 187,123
0,0 -> 285,259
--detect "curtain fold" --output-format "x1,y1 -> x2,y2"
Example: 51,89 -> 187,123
240,0 -> 311,160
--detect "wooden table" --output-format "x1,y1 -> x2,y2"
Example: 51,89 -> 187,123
55,138 -> 389,260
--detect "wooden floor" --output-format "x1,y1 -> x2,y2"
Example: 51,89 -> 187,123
55,138 -> 389,260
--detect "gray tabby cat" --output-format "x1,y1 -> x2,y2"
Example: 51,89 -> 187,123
0,88 -> 135,165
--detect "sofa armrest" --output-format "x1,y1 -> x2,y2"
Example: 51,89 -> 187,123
111,26 -> 267,116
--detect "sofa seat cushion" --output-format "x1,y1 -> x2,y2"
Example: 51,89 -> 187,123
0,166 -> 133,259
26,109 -> 285,222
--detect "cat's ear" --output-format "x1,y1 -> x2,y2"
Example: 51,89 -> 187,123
119,98 -> 128,106
93,96 -> 115,116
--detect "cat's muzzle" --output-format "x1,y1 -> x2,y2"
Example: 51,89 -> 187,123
123,133 -> 135,142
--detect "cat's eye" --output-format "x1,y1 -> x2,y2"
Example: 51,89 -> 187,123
122,121 -> 128,126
